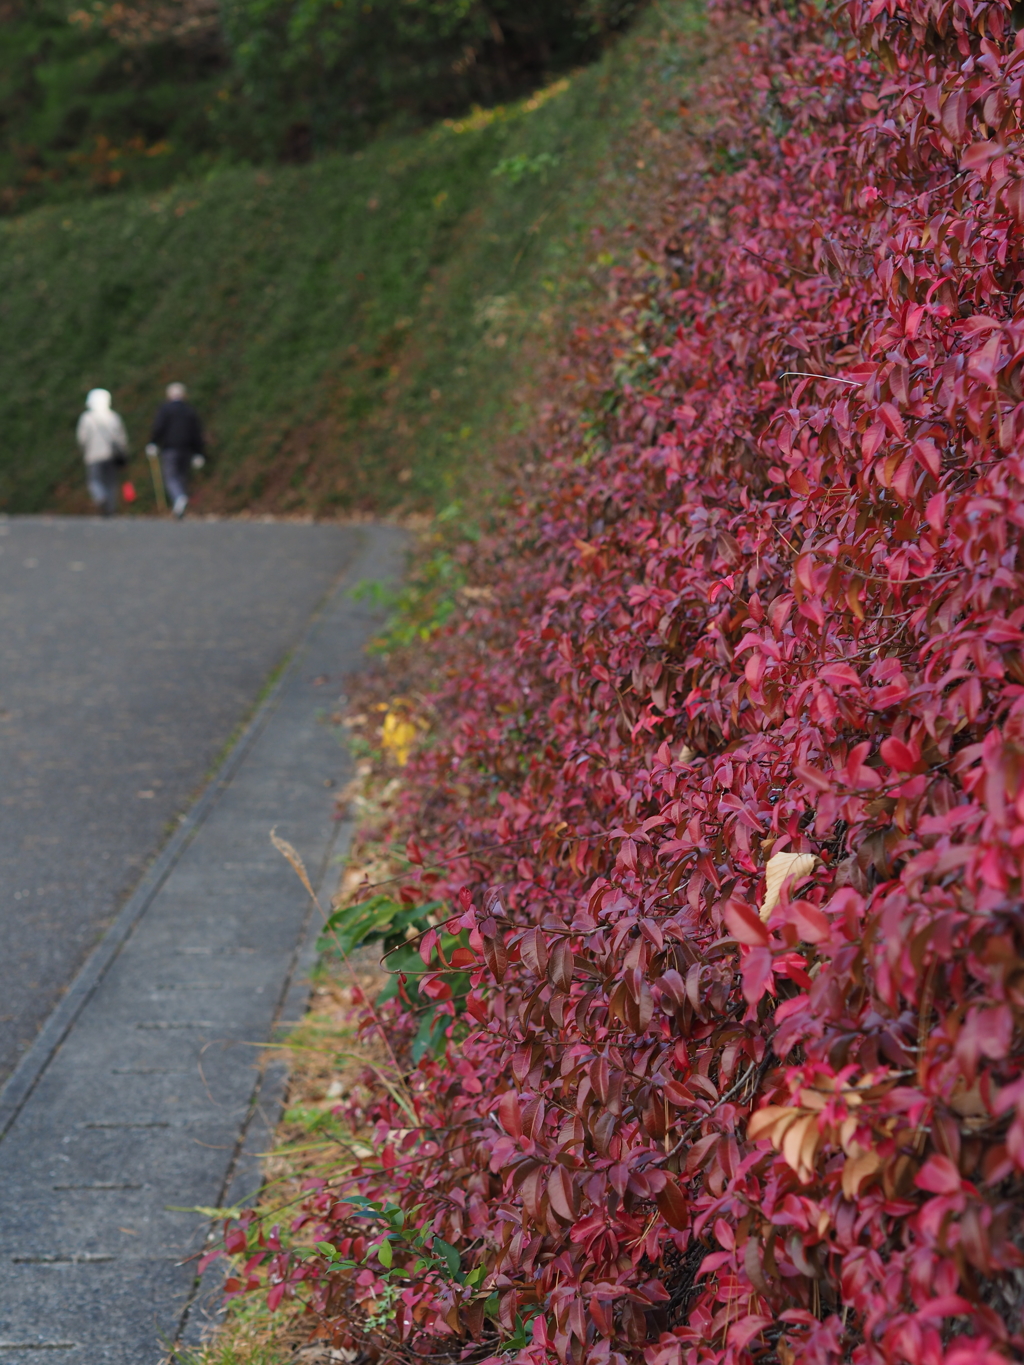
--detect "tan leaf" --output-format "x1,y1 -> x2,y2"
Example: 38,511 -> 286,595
949,1083 -> 986,1118
743,1236 -> 771,1296
797,1088 -> 828,1112
796,1117 -> 823,1181
747,1105 -> 794,1143
841,1149 -> 881,1199
782,1113 -> 818,1180
759,850 -> 819,921
839,1115 -> 858,1152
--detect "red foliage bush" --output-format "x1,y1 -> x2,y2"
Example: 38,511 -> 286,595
228,2 -> 1024,1361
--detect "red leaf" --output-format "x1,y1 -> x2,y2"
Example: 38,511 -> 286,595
547,939 -> 574,992
784,901 -> 831,945
794,761 -> 832,793
655,1176 -> 688,1230
915,1155 -> 961,1195
728,1316 -> 773,1352
482,931 -> 508,982
741,945 -> 774,1005
941,89 -> 967,143
658,968 -> 686,1007
961,140 -> 1005,171
547,1165 -> 579,1222
911,438 -> 941,477
723,900 -> 769,946
497,1090 -> 522,1138
880,736 -> 921,773
520,926 -> 549,976
877,402 -> 906,439
818,662 -> 862,691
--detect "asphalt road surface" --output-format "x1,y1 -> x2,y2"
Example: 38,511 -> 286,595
0,515 -> 368,1083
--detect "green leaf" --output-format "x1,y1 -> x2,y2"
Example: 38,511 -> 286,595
432,1237 -> 460,1276
319,895 -> 447,964
411,1006 -> 450,1062
316,1241 -> 337,1258
377,1238 -> 393,1269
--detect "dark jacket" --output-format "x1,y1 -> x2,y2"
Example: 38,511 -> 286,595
150,400 -> 204,456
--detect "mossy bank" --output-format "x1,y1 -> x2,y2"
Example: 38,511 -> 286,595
0,3 -> 705,517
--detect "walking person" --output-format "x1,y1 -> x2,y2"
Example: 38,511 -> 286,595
76,388 -> 129,517
146,382 -> 205,519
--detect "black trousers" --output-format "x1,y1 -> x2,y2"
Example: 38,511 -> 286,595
159,449 -> 190,504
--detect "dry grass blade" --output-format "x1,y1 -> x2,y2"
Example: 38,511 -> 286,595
270,828 -> 318,904
269,827 -> 419,1122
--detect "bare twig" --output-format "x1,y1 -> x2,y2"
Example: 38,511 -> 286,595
653,1053 -> 772,1165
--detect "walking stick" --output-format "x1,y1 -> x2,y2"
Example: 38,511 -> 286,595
145,443 -> 167,512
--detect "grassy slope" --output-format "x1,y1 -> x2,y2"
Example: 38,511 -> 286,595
0,3 -> 706,518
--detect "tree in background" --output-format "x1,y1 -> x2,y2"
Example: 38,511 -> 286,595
81,0 -> 221,45
0,0 -> 642,211
221,0 -> 641,160
0,0 -> 227,210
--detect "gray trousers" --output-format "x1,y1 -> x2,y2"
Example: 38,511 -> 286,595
86,460 -> 117,516
160,449 -> 189,504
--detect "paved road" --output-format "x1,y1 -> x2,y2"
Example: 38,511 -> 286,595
0,516 -> 372,1082
0,519 -> 406,1363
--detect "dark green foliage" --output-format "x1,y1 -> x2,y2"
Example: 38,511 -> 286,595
318,894 -> 471,1061
0,0 -> 644,211
0,0 -> 229,212
222,0 -> 643,160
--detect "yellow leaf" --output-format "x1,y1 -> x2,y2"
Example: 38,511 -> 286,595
380,710 -> 418,766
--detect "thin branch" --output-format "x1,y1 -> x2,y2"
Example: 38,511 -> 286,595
778,370 -> 864,386
652,1053 -> 772,1165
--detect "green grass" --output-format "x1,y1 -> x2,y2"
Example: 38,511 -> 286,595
0,1 -> 707,517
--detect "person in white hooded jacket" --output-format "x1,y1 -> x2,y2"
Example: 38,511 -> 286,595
76,388 -> 128,517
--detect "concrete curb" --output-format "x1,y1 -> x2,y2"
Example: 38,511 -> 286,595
170,816 -> 358,1357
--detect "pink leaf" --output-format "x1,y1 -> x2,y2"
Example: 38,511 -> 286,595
915,1155 -> 961,1195
880,736 -> 920,773
723,901 -> 769,947
740,946 -> 774,1007
727,1315 -> 773,1351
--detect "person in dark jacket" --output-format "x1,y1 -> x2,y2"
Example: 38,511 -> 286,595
146,382 -> 205,518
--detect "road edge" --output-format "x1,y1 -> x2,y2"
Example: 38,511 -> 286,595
0,523 -> 392,1141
